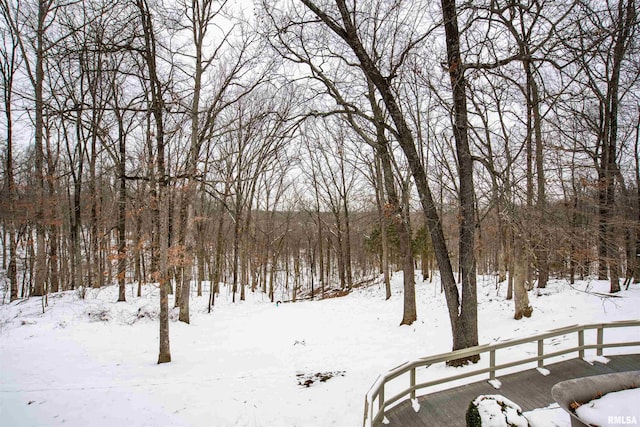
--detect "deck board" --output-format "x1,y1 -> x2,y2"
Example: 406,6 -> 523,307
377,354 -> 640,427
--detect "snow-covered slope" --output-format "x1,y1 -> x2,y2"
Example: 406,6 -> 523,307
1,276 -> 638,426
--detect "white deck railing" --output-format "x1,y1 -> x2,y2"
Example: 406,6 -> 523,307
363,320 -> 640,427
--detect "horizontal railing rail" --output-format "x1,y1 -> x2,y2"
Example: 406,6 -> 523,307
363,320 -> 640,427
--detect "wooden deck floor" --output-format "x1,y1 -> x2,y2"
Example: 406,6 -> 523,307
377,354 -> 640,426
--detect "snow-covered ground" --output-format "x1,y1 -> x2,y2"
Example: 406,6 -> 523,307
1,275 -> 638,426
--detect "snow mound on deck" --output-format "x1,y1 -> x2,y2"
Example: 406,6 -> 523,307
471,395 -> 528,427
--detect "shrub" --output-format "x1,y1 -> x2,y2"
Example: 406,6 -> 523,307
466,400 -> 482,427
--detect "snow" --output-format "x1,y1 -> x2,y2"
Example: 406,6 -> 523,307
488,378 -> 503,389
575,388 -> 640,426
472,395 -> 528,427
584,355 -> 611,365
524,403 -> 571,427
536,367 -> 550,376
523,385 -> 640,427
1,276 -> 639,426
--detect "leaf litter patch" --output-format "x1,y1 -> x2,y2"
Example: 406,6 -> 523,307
296,370 -> 346,387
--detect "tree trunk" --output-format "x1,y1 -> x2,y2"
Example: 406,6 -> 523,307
210,195 -> 227,312
513,236 -> 533,320
527,59 -> 548,289
269,252 -> 276,302
115,82 -> 127,303
232,204 -> 241,303
89,129 -> 100,289
136,0 -> 170,363
325,239 -> 331,292
339,149 -> 353,289
440,0 -> 479,363
8,223 -> 18,300
313,172 -> 325,297
334,214 -> 346,289
240,207 -> 254,302
631,108 -> 640,285
605,0 -> 634,293
598,182 -> 609,280
32,0 -> 49,298
134,196 -> 144,295
157,192 -> 171,363
71,110 -> 84,292
46,173 -> 59,294
378,140 -> 415,325
498,220 -> 507,284
3,39 -> 18,301
374,154 -> 391,300
197,239 -> 205,297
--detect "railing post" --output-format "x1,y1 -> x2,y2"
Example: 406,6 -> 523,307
379,385 -> 385,416
370,393 -> 375,427
578,329 -> 584,358
538,339 -> 544,369
490,349 -> 496,381
363,396 -> 369,427
410,368 -> 416,400
597,327 -> 604,356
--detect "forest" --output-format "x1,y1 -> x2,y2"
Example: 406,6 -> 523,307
1,0 -> 638,364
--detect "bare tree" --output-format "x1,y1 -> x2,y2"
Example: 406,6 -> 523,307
440,0 -> 479,345
135,0 -> 171,363
1,0 -> 59,298
261,0 -> 479,361
107,52 -> 139,303
0,3 -> 20,301
629,107 -> 640,285
175,0 -> 233,323
367,86 -> 416,324
561,0 -> 637,292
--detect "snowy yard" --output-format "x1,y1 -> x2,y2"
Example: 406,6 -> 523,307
1,276 -> 638,426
